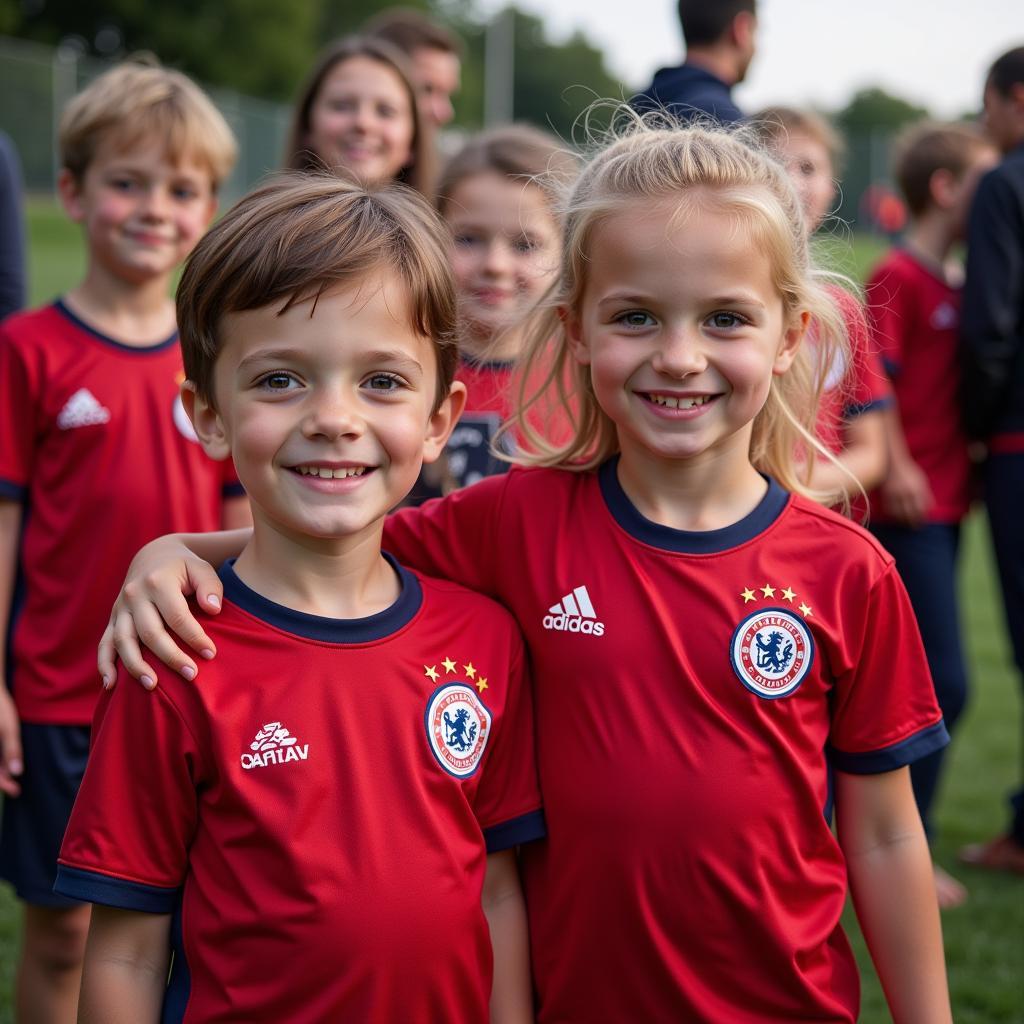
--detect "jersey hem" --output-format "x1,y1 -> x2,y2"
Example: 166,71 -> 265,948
483,808 -> 546,852
53,863 -> 179,912
828,719 -> 949,774
222,481 -> 247,498
0,477 -> 25,500
843,396 -> 892,418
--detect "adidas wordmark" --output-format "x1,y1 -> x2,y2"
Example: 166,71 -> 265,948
543,585 -> 605,636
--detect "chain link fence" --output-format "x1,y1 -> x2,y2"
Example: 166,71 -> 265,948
0,34 -> 291,204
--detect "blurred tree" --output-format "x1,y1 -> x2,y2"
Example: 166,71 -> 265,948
836,86 -> 929,133
8,0 -> 319,99
510,10 -> 621,140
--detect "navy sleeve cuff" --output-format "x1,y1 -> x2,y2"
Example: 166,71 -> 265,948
843,396 -> 892,419
0,477 -> 25,500
54,864 -> 179,913
222,481 -> 247,498
829,719 -> 949,774
483,808 -> 546,852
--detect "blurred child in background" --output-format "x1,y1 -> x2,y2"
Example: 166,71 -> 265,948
865,121 -> 998,907
754,106 -> 890,504
959,44 -> 1024,877
285,35 -> 436,196
412,125 -> 575,498
0,62 -> 246,1023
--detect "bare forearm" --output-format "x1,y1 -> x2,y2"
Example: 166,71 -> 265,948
846,834 -> 950,1023
79,959 -> 166,1024
483,851 -> 532,1024
837,770 -> 950,1023
0,500 -> 23,671
172,527 -> 251,565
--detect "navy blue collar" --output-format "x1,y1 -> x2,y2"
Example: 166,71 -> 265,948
598,456 -> 789,553
55,299 -> 179,353
218,553 -> 422,643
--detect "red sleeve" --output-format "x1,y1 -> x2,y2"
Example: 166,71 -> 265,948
54,669 -> 204,911
837,286 -> 891,417
473,638 -> 544,850
865,262 -> 908,379
384,473 -> 510,600
828,563 -> 948,773
0,325 -> 40,498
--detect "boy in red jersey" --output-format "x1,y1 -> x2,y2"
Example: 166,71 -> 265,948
865,121 -> 997,906
0,61 -> 245,1022
54,176 -> 542,1022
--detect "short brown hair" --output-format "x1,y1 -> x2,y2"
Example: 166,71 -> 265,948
436,124 -> 579,215
893,121 -> 990,216
364,7 -> 462,57
284,35 -> 437,196
677,0 -> 756,46
59,60 -> 236,187
177,174 -> 458,408
751,105 -> 845,170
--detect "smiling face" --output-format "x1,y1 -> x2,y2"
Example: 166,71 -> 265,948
306,56 -> 415,185
410,45 -> 460,128
59,135 -> 216,285
774,131 -> 835,235
189,272 -> 461,551
566,198 -> 803,481
445,171 -> 561,355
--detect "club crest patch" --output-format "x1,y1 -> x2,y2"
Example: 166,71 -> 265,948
730,607 -> 814,699
425,684 -> 492,778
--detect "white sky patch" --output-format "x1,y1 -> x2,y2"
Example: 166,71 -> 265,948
477,0 -> 1023,118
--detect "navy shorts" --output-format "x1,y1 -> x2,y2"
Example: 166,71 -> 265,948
0,722 -> 90,907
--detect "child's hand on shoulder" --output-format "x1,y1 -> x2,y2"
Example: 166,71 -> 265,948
98,537 -> 223,691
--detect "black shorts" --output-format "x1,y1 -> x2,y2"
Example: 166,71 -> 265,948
0,722 -> 90,907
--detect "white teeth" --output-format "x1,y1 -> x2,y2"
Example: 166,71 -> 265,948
296,466 -> 367,479
649,394 -> 712,409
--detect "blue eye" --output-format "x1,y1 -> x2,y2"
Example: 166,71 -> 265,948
364,373 -> 403,392
617,311 -> 655,328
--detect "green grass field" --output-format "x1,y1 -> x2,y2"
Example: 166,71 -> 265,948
1,207 -> 1021,1023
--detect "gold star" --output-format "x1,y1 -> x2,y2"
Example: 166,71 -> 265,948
463,662 -> 477,679
741,588 -> 756,603
799,603 -> 813,617
761,584 -> 775,598
424,665 -> 439,682
442,657 -> 457,674
781,587 -> 796,602
475,677 -> 488,693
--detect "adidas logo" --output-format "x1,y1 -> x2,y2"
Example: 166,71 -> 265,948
57,388 -> 110,430
543,585 -> 605,636
240,721 -> 309,770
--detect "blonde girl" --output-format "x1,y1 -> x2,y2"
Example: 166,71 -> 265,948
99,121 -> 951,1023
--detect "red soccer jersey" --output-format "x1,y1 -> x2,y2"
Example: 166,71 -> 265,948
0,303 -> 242,724
815,284 -> 891,454
384,463 -> 947,1023
865,249 -> 971,522
447,357 -> 516,489
56,559 -> 543,1023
